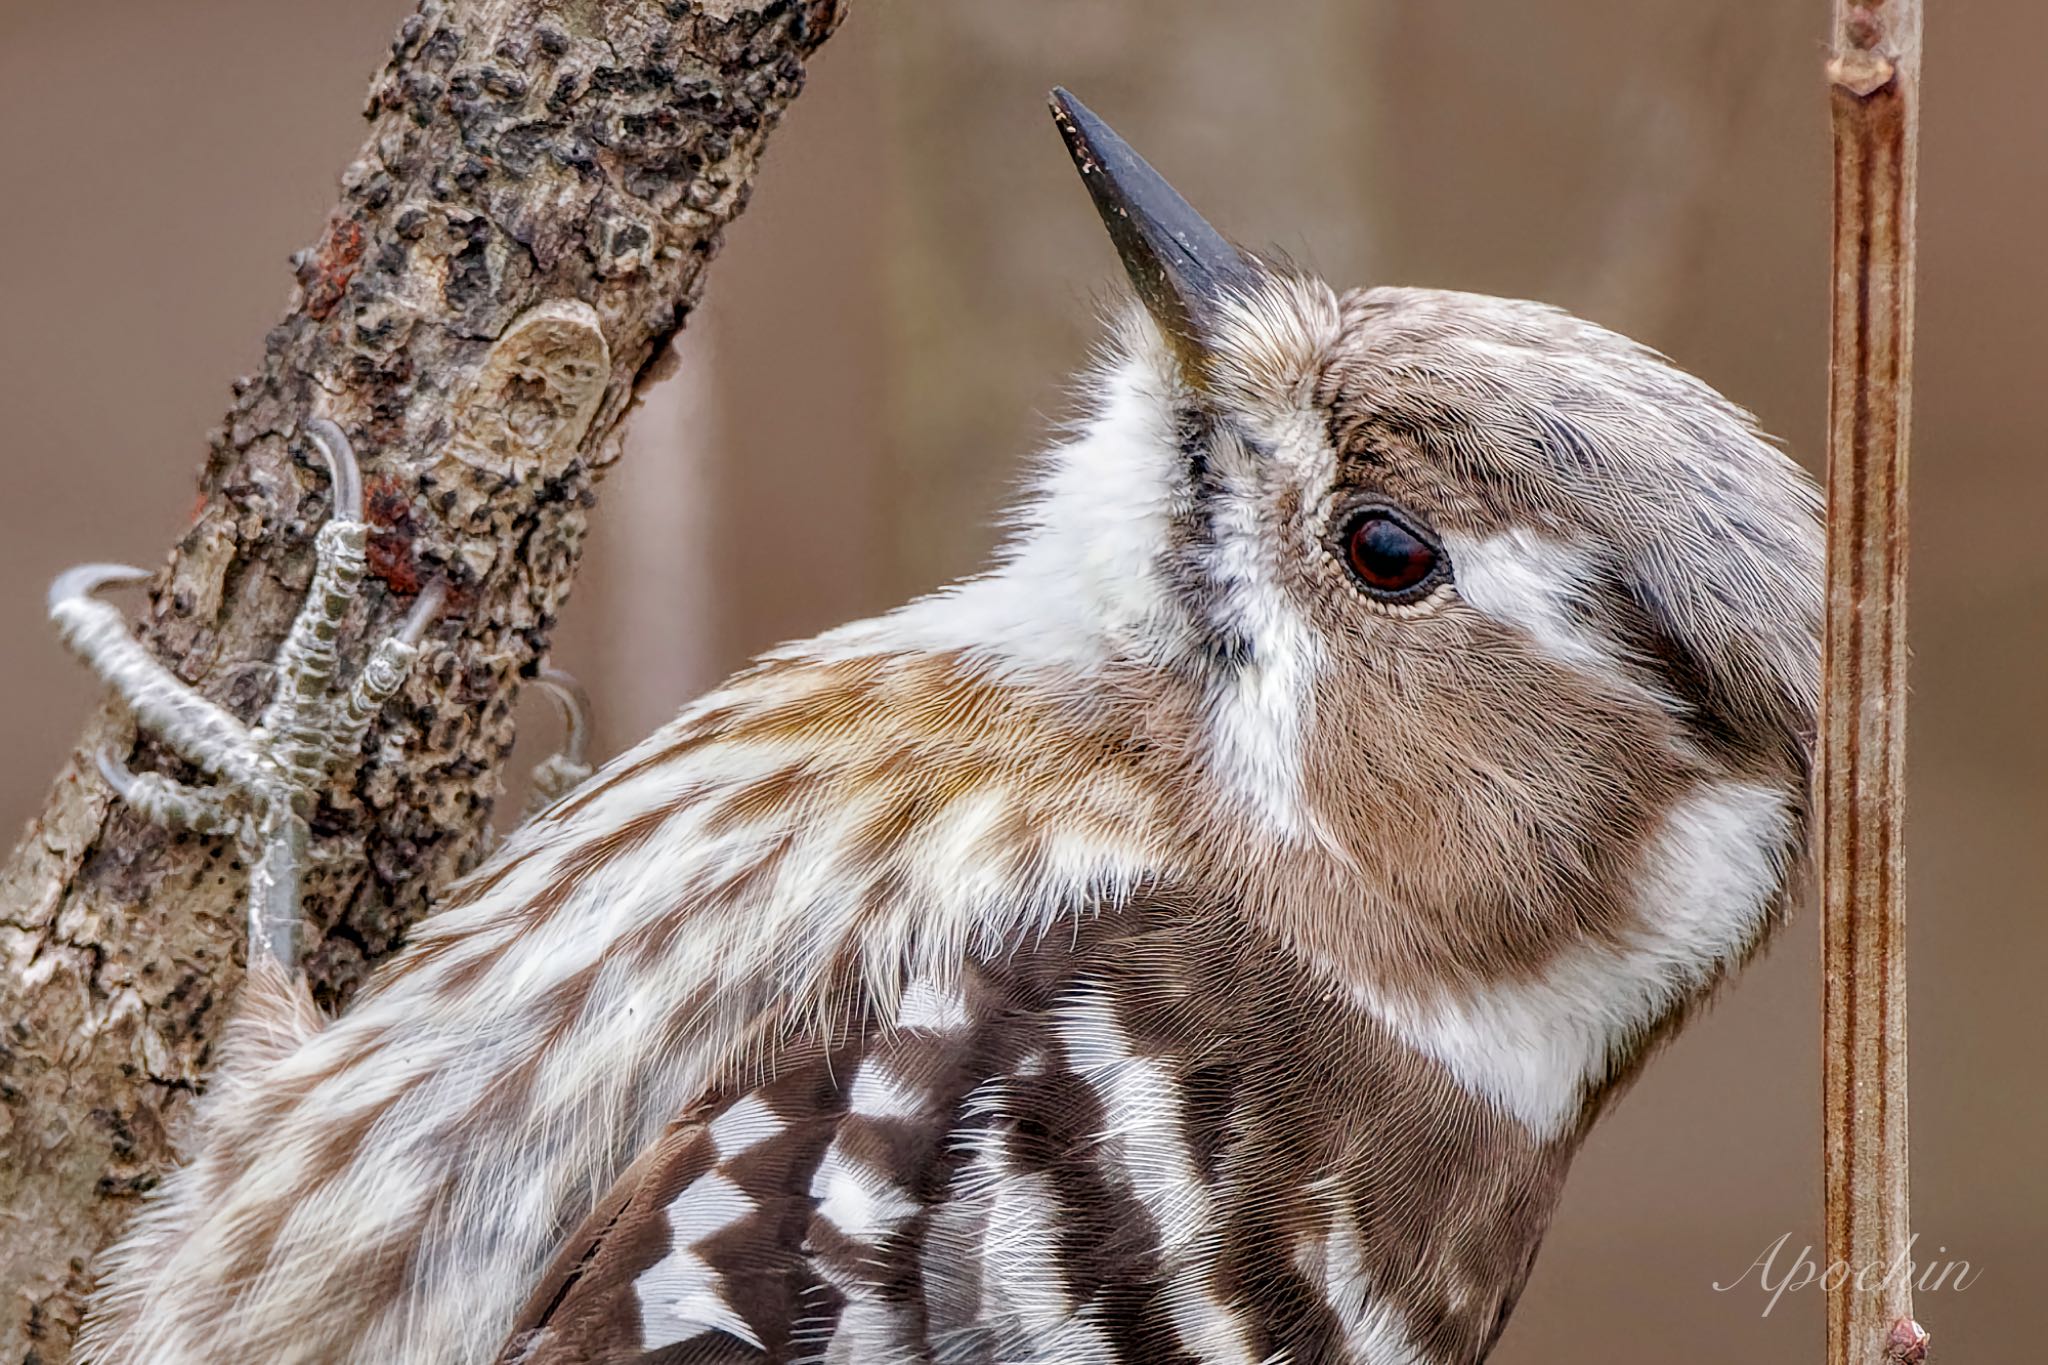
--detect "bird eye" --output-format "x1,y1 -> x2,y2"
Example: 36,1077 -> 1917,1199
1341,508 -> 1444,600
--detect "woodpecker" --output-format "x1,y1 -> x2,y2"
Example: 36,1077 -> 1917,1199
58,91 -> 1821,1365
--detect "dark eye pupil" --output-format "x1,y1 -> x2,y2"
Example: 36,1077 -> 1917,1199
1345,514 -> 1438,595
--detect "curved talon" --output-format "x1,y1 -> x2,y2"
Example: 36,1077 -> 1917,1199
94,745 -> 143,801
48,561 -> 260,787
534,668 -> 592,768
522,668 -> 597,819
398,579 -> 449,646
48,563 -> 150,615
305,418 -> 365,525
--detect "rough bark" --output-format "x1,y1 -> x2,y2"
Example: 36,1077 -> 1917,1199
0,1 -> 844,1358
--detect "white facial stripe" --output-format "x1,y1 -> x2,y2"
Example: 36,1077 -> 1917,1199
1202,603 -> 1319,841
1351,779 -> 1792,1139
1446,529 -> 1668,710
1445,529 -> 1606,663
819,340 -> 1329,844
812,301 -> 1338,859
1195,412 -> 1334,843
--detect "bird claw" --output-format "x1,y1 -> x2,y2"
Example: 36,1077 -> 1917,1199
523,668 -> 597,818
48,563 -> 152,614
50,419 -> 438,971
306,417 -> 364,525
95,746 -> 239,837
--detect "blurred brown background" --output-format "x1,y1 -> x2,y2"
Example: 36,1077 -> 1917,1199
2,1 -> 2041,1359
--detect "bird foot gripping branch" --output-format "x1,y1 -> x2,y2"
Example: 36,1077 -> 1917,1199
46,420 -> 592,974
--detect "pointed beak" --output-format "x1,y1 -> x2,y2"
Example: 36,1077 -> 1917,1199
1049,87 -> 1260,382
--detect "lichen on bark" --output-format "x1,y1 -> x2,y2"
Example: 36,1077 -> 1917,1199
0,2 -> 845,1358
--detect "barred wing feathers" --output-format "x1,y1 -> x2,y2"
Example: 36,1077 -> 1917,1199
496,903 -> 1554,1365
78,642 -> 1562,1365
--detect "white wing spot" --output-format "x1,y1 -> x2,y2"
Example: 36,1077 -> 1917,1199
848,1060 -> 925,1120
708,1093 -> 784,1161
1054,989 -> 1257,1364
636,1169 -> 766,1350
810,1145 -> 917,1241
1310,1220 -> 1434,1363
635,1245 -> 766,1352
950,1125 -> 1073,1337
663,1169 -> 755,1244
897,976 -> 971,1032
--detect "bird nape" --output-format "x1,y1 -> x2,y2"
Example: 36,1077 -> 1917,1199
56,90 -> 1820,1365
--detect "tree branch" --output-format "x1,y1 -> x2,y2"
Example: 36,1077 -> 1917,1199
1821,1 -> 1922,1361
0,1 -> 844,1357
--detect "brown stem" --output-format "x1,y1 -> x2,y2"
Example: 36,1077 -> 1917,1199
1821,1 -> 1922,1361
0,2 -> 845,1358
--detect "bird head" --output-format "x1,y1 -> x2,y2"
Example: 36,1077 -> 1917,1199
1017,91 -> 1824,1133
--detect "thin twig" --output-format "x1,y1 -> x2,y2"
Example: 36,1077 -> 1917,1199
1821,1 -> 1923,1361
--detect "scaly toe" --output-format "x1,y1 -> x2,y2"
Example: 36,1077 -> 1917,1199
95,746 -> 239,837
